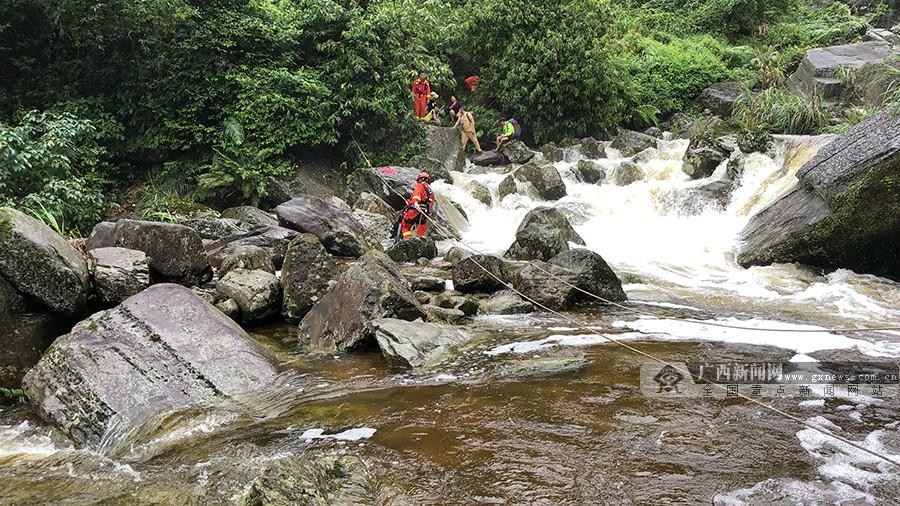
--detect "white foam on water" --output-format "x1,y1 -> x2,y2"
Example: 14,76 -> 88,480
299,427 -> 377,442
0,421 -> 65,458
799,399 -> 826,408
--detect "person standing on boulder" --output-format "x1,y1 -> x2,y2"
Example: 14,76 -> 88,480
453,106 -> 482,153
412,72 -> 431,120
401,172 -> 435,238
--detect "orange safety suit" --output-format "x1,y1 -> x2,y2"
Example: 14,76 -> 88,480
412,79 -> 431,119
401,181 -> 435,238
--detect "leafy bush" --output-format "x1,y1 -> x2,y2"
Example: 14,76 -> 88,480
0,110 -> 111,234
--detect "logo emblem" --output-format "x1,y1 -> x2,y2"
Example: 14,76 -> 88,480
654,364 -> 685,393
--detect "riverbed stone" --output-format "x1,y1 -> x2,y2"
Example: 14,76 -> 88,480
242,455 -> 378,506
207,226 -> 299,270
216,269 -> 281,322
471,150 -> 507,167
467,181 -> 493,206
22,284 -> 279,448
697,81 -> 743,116
297,251 -> 424,352
509,261 -> 580,309
505,207 -> 585,261
0,208 -> 90,316
549,249 -> 627,303
573,160 -> 606,184
280,234 -> 339,323
372,318 -> 469,369
452,254 -> 509,292
178,214 -> 252,241
611,160 -> 645,186
386,237 -> 437,263
220,206 -> 279,227
424,125 -> 466,173
408,274 -> 445,292
408,154 -> 453,184
444,246 -> 472,264
610,130 -> 656,156
514,161 -> 567,200
499,140 -> 536,164
421,304 -> 466,325
352,192 -> 396,219
479,290 -> 534,315
541,143 -> 564,162
276,196 -> 381,258
88,247 -> 151,305
498,175 -> 518,201
682,147 -> 727,179
737,108 -> 900,279
350,210 -> 392,240
219,245 -> 275,278
0,285 -> 66,389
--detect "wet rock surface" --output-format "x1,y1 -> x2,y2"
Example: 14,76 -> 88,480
280,234 -> 339,322
372,318 -> 469,369
513,161 -> 567,200
219,245 -> 275,277
610,130 -> 656,157
276,196 -> 381,258
499,140 -> 536,164
549,249 -> 627,303
611,160 -> 645,186
22,284 -> 279,448
386,237 -> 437,263
452,254 -> 509,293
217,269 -> 282,322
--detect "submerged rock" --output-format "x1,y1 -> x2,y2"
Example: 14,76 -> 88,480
549,249 -> 626,303
216,269 -> 281,322
386,237 -> 437,263
22,284 -> 278,448
467,181 -> 493,206
499,140 -> 536,164
280,234 -> 340,323
242,455 -> 379,506
0,208 -> 90,316
88,247 -> 151,305
372,318 -> 469,369
276,196 -> 380,258
505,207 -> 585,261
87,219 -> 212,286
297,251 -> 424,352
737,109 -> 900,280
660,180 -> 734,215
514,161 -> 567,200
452,254 -> 508,293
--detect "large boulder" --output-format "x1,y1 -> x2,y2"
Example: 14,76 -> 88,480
0,208 -> 90,316
177,214 -> 253,241
697,81 -> 744,116
280,234 -> 340,322
219,244 -> 275,278
498,175 -> 518,201
352,192 -> 396,219
471,150 -> 507,167
499,140 -> 536,164
549,249 -> 626,303
788,41 -> 892,100
579,137 -> 606,159
423,125 -> 465,173
610,130 -> 657,157
386,237 -> 437,263
87,219 -> 212,286
736,109 -> 900,279
505,207 -> 586,261
88,247 -> 151,305
372,318 -> 469,369
216,269 -> 281,322
541,143 -> 564,163
407,155 -> 453,184
682,147 -> 727,179
22,284 -> 279,448
220,206 -> 278,227
452,254 -> 509,293
509,261 -> 580,310
275,196 -> 381,258
350,210 -> 393,240
611,160 -> 645,186
513,161 -> 567,200
297,251 -> 424,352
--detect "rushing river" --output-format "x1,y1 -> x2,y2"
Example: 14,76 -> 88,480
2,137 -> 900,504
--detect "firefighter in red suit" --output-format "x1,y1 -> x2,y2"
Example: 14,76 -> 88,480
412,73 -> 431,119
401,172 -> 435,238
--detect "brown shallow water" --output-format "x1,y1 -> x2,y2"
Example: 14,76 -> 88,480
2,311 -> 898,505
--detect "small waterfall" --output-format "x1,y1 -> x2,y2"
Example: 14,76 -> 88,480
441,135 -> 900,328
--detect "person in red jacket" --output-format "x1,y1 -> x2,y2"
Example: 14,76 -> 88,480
411,73 -> 431,119
401,172 -> 435,238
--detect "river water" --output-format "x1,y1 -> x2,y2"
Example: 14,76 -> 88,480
2,137 -> 899,504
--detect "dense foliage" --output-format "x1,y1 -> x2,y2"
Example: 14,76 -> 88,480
0,0 -> 877,231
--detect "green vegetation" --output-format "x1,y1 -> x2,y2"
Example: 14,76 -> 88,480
0,0 -> 878,230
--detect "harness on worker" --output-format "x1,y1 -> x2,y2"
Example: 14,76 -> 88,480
390,183 -> 433,241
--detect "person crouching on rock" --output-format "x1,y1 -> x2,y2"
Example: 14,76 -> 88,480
495,119 -> 516,149
401,172 -> 435,238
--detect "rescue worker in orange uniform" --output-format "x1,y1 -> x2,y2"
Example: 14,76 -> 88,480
401,172 -> 435,238
412,73 -> 431,119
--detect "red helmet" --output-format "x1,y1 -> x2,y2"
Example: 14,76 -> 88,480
416,171 -> 431,182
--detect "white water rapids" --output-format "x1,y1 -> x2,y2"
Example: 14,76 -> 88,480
436,136 -> 900,356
